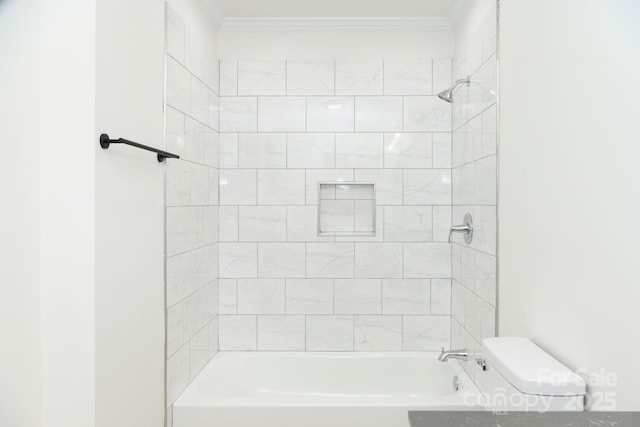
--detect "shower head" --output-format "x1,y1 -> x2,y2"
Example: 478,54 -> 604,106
437,77 -> 471,103
437,88 -> 455,103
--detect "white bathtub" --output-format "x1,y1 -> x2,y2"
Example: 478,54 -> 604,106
173,352 -> 483,427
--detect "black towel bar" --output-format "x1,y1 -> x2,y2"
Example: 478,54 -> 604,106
99,133 -> 179,162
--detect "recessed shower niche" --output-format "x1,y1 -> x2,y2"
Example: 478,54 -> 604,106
317,182 -> 376,237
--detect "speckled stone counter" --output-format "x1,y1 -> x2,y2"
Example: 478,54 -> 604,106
408,411 -> 640,427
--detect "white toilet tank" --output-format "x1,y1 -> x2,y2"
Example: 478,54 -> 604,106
476,337 -> 586,411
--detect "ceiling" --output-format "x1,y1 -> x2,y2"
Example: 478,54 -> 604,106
216,0 -> 454,18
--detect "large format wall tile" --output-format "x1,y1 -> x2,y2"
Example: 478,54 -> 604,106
335,60 -> 383,95
257,170 -> 306,205
433,59 -> 453,95
336,133 -> 383,168
404,96 -> 452,132
287,60 -> 335,96
354,169 -> 403,205
238,133 -> 286,169
306,316 -> 354,351
220,60 -> 238,96
218,279 -> 237,314
286,206 -> 331,241
216,56 -> 467,354
166,6 -> 185,63
354,316 -> 402,351
287,133 -> 335,168
354,243 -> 403,278
383,60 -> 432,96
238,60 -> 286,96
237,279 -> 285,314
307,243 -> 355,278
219,133 -> 238,168
165,4 -> 220,414
450,0 -> 498,373
383,206 -> 433,242
286,279 -> 334,314
220,97 -> 257,132
403,169 -> 452,205
355,97 -> 403,132
382,279 -> 431,314
167,243 -> 217,307
219,243 -> 257,278
334,279 -> 382,314
402,315 -> 450,350
239,206 -> 287,241
404,243 -> 451,278
383,133 -> 433,168
219,170 -> 257,205
219,315 -> 257,350
257,315 -> 305,350
306,97 -> 355,132
167,56 -> 190,114
258,97 -> 306,132
258,243 -> 306,278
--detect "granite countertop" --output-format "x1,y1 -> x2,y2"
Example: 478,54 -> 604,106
408,411 -> 640,427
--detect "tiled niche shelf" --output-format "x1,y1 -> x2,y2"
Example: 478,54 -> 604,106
317,182 -> 376,237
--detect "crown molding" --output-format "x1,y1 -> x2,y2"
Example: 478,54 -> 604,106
195,0 -> 455,32
218,17 -> 453,32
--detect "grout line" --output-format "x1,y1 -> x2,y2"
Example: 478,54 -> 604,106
382,60 -> 385,95
233,279 -> 238,315
429,278 -> 433,315
167,240 -> 218,259
352,314 -> 355,351
401,96 -> 405,132
352,96 -> 356,132
401,240 -> 405,279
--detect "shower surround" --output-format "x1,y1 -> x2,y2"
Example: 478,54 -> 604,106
164,3 -> 220,419
217,58 -> 455,352
450,0 -> 499,381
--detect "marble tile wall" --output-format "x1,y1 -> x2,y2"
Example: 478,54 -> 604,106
164,4 -> 219,415
218,57 -> 455,351
450,1 -> 498,381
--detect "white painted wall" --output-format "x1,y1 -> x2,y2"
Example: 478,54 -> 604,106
0,0 -> 97,425
218,31 -> 453,59
2,0 -> 166,425
95,0 -> 166,426
0,1 -> 43,426
499,0 -> 640,410
40,0 -> 97,425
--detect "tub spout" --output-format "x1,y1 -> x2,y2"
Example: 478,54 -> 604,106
438,348 -> 469,362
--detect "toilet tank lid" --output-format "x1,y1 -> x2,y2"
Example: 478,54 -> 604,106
481,337 -> 586,396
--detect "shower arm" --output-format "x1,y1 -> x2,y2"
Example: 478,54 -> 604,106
450,78 -> 472,92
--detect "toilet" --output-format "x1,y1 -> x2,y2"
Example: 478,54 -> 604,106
475,337 -> 586,411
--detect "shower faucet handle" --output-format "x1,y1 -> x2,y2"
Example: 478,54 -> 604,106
448,213 -> 473,244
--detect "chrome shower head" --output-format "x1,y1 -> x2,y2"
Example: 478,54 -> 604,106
437,88 -> 455,103
437,77 -> 471,103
